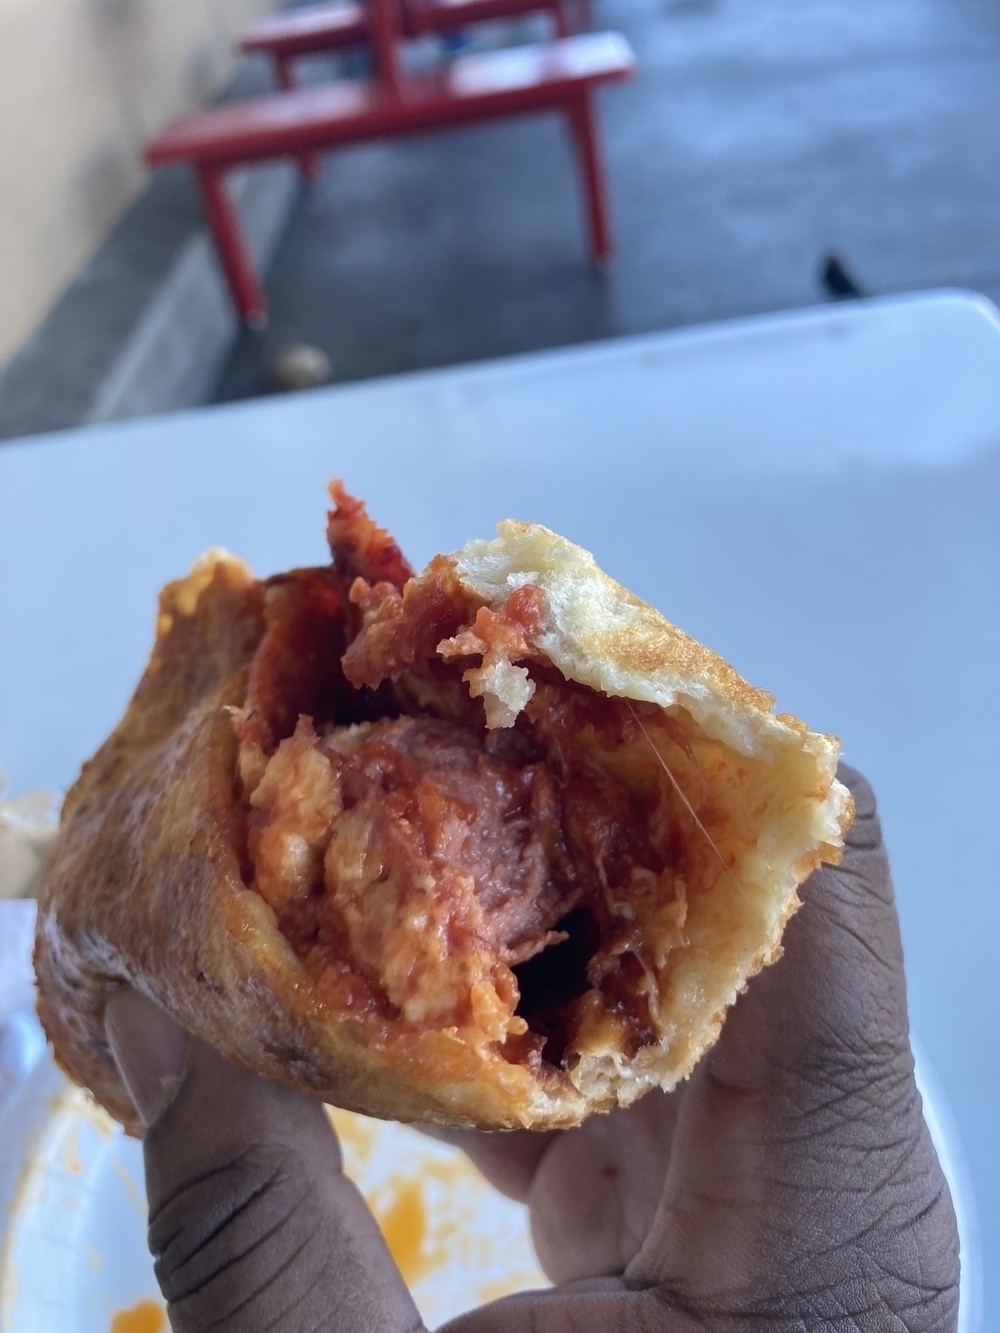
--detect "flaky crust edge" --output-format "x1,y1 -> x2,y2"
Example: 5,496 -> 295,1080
452,521 -> 853,1109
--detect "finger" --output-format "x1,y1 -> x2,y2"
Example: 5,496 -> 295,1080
628,766 -> 960,1321
106,990 -> 424,1333
425,1089 -> 680,1284
525,1090 -> 681,1283
417,1124 -> 557,1201
441,1279 -> 701,1333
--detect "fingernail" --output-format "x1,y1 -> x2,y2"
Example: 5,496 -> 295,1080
106,990 -> 187,1129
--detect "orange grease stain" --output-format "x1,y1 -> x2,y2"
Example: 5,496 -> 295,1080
324,1109 -> 539,1297
109,1299 -> 166,1333
63,1124 -> 83,1175
375,1178 -> 429,1284
417,1157 -> 468,1187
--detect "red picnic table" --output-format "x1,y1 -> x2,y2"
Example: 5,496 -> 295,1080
145,0 -> 635,324
240,0 -> 588,84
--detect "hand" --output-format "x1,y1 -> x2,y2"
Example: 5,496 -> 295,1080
106,766 -> 960,1332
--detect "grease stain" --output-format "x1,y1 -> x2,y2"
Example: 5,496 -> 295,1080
109,1299 -> 166,1333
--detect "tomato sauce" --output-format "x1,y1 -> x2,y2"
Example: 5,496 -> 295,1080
235,499 -> 681,1071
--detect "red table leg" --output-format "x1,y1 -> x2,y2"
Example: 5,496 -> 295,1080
276,55 -> 323,181
554,0 -> 572,38
196,166 -> 270,325
369,0 -> 404,98
566,94 -> 612,263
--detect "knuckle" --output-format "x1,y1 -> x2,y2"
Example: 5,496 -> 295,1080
650,1254 -> 960,1331
781,1022 -> 918,1136
767,1141 -> 961,1330
746,1278 -> 959,1332
148,1140 -> 327,1331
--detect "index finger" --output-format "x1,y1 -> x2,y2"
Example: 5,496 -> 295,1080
417,1124 -> 557,1201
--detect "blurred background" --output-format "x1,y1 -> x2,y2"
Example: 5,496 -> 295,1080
2,0 -> 999,432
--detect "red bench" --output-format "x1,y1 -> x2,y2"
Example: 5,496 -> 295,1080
241,0 -> 579,81
240,0 -> 585,182
146,21 -> 634,325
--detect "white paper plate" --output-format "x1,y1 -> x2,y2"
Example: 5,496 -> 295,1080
0,1040 -> 979,1332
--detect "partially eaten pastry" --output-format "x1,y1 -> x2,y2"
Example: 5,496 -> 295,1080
35,484 -> 853,1136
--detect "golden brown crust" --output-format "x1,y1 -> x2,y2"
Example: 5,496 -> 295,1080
35,497 -> 853,1136
35,555 -> 576,1136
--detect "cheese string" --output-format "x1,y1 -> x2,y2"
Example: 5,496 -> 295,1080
626,701 -> 747,902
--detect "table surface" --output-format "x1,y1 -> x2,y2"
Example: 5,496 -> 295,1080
2,288 -> 998,1328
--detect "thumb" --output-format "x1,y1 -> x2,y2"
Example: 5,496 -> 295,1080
106,990 -> 424,1333
627,765 -> 959,1323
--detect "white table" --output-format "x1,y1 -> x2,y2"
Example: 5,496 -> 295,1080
2,289 -> 998,1329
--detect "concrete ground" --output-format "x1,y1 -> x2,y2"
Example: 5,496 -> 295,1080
214,0 -> 1000,401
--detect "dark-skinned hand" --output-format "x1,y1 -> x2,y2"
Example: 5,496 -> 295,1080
105,766 -> 960,1332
